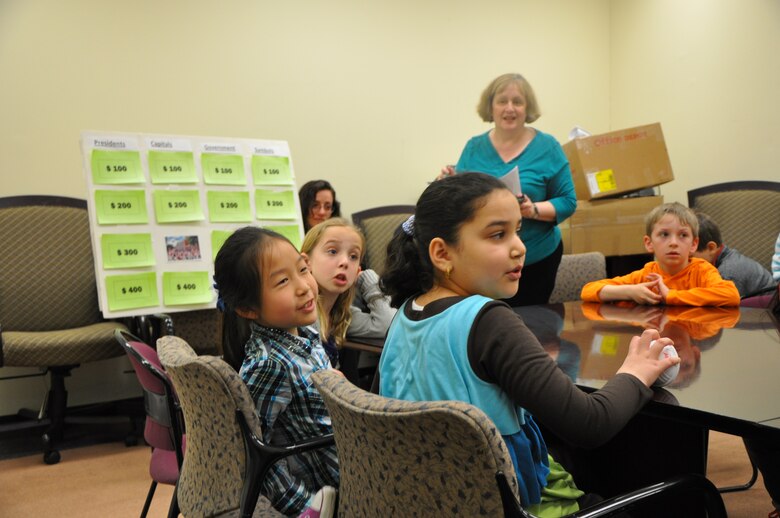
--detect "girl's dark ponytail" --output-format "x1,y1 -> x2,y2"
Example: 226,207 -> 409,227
381,173 -> 509,308
381,223 -> 433,308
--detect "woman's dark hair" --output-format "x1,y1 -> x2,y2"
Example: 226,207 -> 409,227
214,226 -> 292,371
298,180 -> 341,232
380,173 -> 509,308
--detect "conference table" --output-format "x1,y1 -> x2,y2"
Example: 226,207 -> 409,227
343,300 -> 780,511
517,301 -> 780,439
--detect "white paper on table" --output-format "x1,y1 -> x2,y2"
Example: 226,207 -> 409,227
499,166 -> 522,197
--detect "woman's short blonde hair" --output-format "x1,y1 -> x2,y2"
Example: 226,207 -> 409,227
476,73 -> 541,124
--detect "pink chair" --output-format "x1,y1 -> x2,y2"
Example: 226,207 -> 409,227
116,329 -> 184,518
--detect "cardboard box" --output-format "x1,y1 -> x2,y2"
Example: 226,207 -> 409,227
563,123 -> 674,200
560,195 -> 663,256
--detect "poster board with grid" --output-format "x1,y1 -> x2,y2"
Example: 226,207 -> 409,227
81,131 -> 304,319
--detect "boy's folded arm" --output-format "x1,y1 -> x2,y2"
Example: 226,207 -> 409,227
665,267 -> 741,306
583,282 -> 644,303
665,283 -> 741,306
581,270 -> 648,302
597,284 -> 633,302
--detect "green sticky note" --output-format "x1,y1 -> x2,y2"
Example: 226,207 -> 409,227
162,271 -> 213,306
91,150 -> 144,184
212,229 -> 234,260
256,189 -> 297,220
252,155 -> 292,185
101,233 -> 155,269
153,190 -> 204,223
94,190 -> 149,225
207,191 -> 252,223
105,272 -> 159,311
268,224 -> 303,250
202,153 -> 246,185
148,151 -> 197,184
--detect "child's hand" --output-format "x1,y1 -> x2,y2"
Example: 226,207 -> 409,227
645,273 -> 669,300
437,165 -> 455,180
598,303 -> 664,327
616,329 -> 680,387
624,280 -> 664,305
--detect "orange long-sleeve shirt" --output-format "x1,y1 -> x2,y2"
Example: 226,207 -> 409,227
581,258 -> 740,307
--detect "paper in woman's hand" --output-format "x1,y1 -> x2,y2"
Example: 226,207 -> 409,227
499,166 -> 522,197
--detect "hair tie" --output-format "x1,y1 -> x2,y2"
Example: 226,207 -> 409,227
213,281 -> 226,312
402,215 -> 415,237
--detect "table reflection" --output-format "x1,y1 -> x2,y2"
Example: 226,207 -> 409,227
513,304 -> 580,382
515,301 -> 780,427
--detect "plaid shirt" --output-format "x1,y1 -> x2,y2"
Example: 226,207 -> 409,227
240,323 -> 339,515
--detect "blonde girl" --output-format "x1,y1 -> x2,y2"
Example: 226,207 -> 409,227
302,218 -> 395,367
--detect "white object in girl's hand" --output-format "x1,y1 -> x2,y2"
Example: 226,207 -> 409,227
650,340 -> 680,387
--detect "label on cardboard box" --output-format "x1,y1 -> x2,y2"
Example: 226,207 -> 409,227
587,169 -> 617,196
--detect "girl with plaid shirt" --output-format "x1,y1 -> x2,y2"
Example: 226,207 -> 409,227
215,227 -> 338,518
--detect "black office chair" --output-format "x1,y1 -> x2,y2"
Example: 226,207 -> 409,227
351,205 -> 415,276
0,195 -> 131,464
687,180 -> 780,270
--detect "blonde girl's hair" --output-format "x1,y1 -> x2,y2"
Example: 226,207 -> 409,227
301,218 -> 366,347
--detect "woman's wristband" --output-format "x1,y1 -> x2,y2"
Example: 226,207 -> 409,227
532,202 -> 540,219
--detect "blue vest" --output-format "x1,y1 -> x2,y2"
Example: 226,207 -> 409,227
379,295 -> 526,434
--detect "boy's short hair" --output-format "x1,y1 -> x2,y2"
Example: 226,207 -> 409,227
693,212 -> 723,250
644,202 -> 699,237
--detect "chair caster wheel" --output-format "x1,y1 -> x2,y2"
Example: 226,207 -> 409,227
44,449 -> 61,465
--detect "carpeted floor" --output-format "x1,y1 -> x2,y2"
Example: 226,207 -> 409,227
0,430 -> 772,517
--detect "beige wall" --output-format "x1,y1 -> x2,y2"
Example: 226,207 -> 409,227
0,0 -> 610,216
609,0 -> 780,204
2,1 -> 777,211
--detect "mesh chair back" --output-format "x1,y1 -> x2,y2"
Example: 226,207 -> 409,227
157,335 -> 262,517
549,252 -> 607,304
0,196 -> 102,331
352,205 -> 415,275
312,369 -> 521,517
167,309 -> 222,356
688,181 -> 780,269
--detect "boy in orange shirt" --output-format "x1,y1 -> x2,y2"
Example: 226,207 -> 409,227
581,202 -> 740,306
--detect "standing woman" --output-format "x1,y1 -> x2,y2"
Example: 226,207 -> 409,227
442,73 -> 576,306
299,180 -> 342,232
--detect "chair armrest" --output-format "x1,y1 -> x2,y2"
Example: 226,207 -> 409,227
568,473 -> 726,518
235,409 -> 336,518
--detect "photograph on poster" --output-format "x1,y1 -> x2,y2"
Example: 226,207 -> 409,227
166,235 -> 202,262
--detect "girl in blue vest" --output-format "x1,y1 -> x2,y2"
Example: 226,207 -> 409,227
378,172 -> 679,517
